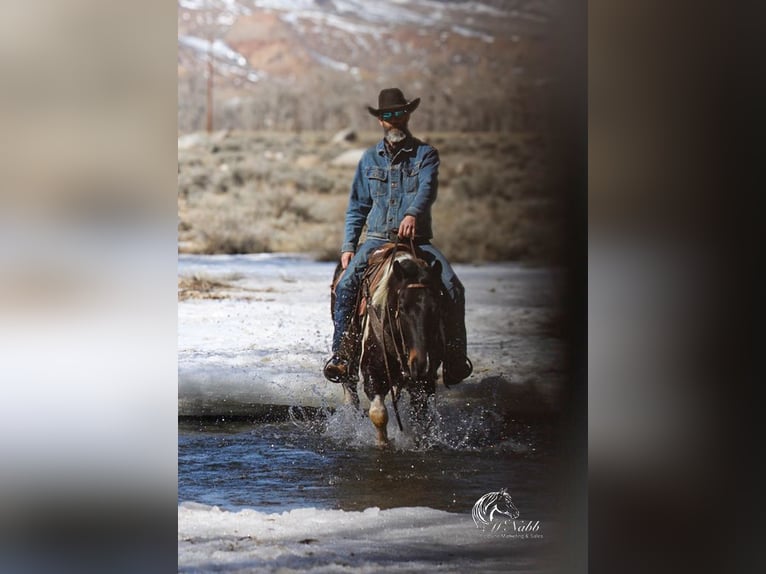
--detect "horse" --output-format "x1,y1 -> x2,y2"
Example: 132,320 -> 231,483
331,243 -> 445,447
472,488 -> 521,532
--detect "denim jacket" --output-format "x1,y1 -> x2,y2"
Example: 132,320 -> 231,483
341,137 -> 439,253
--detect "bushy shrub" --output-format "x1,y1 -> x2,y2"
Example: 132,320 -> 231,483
178,131 -> 558,262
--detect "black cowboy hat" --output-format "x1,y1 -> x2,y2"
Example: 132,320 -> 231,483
367,88 -> 421,118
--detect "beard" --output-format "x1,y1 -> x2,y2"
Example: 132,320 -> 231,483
384,126 -> 409,145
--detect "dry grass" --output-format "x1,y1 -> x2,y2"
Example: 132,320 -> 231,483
178,274 -> 234,301
178,273 -> 281,301
178,130 -> 563,263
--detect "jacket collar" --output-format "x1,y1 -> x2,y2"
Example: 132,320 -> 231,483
377,136 -> 415,159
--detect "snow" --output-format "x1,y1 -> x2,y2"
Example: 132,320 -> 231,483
178,254 -> 565,569
179,502 -> 554,572
178,254 -> 564,416
279,9 -> 383,39
178,0 -> 547,77
253,0 -> 509,38
453,1 -> 510,17
451,25 -> 494,43
310,50 -> 351,72
179,0 -> 252,16
179,254 -> 337,414
178,35 -> 248,67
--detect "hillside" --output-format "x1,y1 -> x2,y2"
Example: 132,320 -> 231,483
178,0 -> 557,132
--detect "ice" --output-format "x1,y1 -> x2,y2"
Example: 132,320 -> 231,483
179,502 -> 548,572
178,254 -> 340,414
178,254 -> 565,569
178,254 -> 565,416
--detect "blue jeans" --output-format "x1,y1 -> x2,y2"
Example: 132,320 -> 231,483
331,238 -> 465,353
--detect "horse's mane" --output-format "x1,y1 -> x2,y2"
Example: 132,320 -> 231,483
360,250 -> 417,363
369,251 -> 415,310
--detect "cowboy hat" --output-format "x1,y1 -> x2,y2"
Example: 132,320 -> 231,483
367,88 -> 421,118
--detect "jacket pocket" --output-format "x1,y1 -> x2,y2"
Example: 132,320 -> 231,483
404,162 -> 420,193
366,166 -> 388,196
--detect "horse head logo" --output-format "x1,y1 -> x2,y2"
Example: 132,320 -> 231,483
472,488 -> 520,532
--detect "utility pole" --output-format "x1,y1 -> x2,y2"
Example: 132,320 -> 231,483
206,33 -> 214,133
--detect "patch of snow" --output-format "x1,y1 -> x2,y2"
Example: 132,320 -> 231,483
451,25 -> 494,43
216,12 -> 236,25
178,133 -> 211,150
178,254 -> 565,416
179,0 -> 206,9
453,1 -> 510,17
280,9 -> 382,38
310,51 -> 350,72
332,0 -> 438,27
179,0 -> 252,16
253,0 -> 318,12
179,503 -> 553,572
178,35 -> 247,67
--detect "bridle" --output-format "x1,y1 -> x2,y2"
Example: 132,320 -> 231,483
363,244 -> 436,432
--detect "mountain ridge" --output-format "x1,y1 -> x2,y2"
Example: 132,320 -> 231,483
178,0 -> 556,132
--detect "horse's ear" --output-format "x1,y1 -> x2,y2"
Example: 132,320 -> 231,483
393,260 -> 404,280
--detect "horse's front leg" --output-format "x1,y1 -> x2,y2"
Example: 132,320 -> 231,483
369,393 -> 389,447
363,359 -> 393,448
342,381 -> 360,409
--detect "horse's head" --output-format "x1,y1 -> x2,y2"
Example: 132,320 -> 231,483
492,488 -> 520,520
390,257 -> 442,381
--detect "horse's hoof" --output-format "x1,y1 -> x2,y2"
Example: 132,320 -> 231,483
376,439 -> 391,450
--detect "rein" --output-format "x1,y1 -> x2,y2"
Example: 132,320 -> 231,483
363,236 -> 425,432
365,298 -> 403,431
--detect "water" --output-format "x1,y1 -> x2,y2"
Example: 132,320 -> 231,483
178,402 -> 563,520
178,256 -> 568,525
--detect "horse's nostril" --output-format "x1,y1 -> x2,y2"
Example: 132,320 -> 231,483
408,349 -> 427,377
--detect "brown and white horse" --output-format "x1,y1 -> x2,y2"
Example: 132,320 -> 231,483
333,244 -> 444,447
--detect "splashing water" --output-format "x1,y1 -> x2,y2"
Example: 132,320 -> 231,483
289,395 -> 538,455
180,397 -> 558,515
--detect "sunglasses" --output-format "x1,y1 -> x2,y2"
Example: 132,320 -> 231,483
380,110 -> 408,120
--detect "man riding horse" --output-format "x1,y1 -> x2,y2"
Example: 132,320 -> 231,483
324,87 -> 472,387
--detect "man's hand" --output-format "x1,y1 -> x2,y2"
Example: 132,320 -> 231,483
398,215 -> 416,239
341,251 -> 354,269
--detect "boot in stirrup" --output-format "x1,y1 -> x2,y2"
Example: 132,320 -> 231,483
323,354 -> 350,383
442,342 -> 473,387
324,330 -> 360,384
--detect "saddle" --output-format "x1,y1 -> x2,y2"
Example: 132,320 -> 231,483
328,242 -> 421,373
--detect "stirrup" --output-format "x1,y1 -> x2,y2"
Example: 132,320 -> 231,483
444,355 -> 473,386
323,355 -> 350,383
